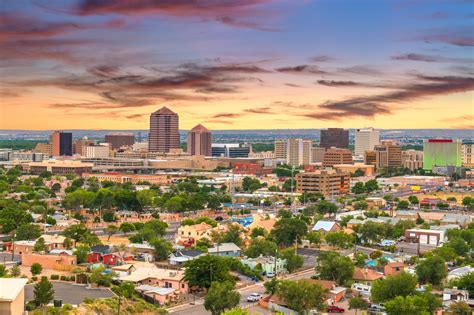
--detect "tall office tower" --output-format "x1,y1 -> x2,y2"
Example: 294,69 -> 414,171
322,148 -> 353,167
462,140 -> 474,168
402,150 -> 423,170
287,138 -> 312,167
187,124 -> 212,156
274,140 -> 287,160
104,133 -> 135,150
423,139 -> 462,171
74,137 -> 96,155
374,140 -> 402,169
50,131 -> 72,156
148,107 -> 180,153
354,127 -> 380,156
311,147 -> 326,163
320,128 -> 349,149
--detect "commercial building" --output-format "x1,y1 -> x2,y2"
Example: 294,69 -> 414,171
311,147 -> 326,163
333,163 -> 375,176
83,172 -> 171,185
187,124 -> 212,156
364,151 -> 377,166
0,278 -> 28,315
33,142 -> 53,156
148,107 -> 180,153
28,160 -> 93,176
286,138 -> 312,167
462,140 -> 474,168
8,151 -> 46,162
296,169 -> 350,196
378,175 -> 446,187
320,128 -> 349,149
322,148 -> 353,167
211,143 -> 250,158
51,131 -> 73,156
105,133 -> 135,150
374,140 -> 402,169
402,150 -> 423,170
404,229 -> 445,245
423,139 -> 462,171
355,127 -> 380,156
274,140 -> 287,160
74,137 -> 97,155
233,162 -> 272,176
84,144 -> 110,158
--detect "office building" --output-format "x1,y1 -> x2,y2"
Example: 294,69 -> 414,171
50,131 -> 72,156
320,128 -> 349,149
355,128 -> 380,156
423,139 -> 462,171
33,142 -> 52,156
105,133 -> 135,150
212,143 -> 250,158
8,151 -> 46,162
312,147 -> 326,163
28,160 -> 93,176
274,140 -> 287,160
374,140 -> 402,169
322,148 -> 353,167
148,107 -> 180,153
187,124 -> 212,156
84,144 -> 110,158
296,169 -> 350,196
402,150 -> 423,170
364,151 -> 377,166
333,163 -> 375,176
287,138 -> 312,167
462,140 -> 474,168
74,137 -> 97,155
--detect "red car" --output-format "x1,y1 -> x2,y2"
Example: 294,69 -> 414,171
327,305 -> 345,313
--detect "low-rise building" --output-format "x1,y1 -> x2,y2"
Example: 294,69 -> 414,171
404,229 -> 445,245
241,256 -> 286,275
208,243 -> 241,257
169,250 -> 204,265
28,160 -> 93,176
351,267 -> 384,295
83,172 -> 171,186
0,278 -> 28,315
296,169 -> 350,196
384,262 -> 404,276
120,265 -> 188,294
21,253 -> 77,270
312,221 -> 341,233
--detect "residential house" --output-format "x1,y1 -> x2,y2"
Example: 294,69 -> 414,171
0,278 -> 28,315
241,255 -> 287,275
12,240 -> 36,255
87,245 -> 110,264
346,219 -> 364,229
312,221 -> 341,233
443,288 -> 469,308
112,264 -> 136,278
304,279 -> 347,304
175,223 -> 213,246
21,253 -> 76,270
40,234 -> 67,250
384,262 -> 405,276
128,242 -> 155,262
169,249 -> 204,265
395,210 -> 418,220
447,266 -> 474,281
208,243 -> 241,257
136,285 -> 179,306
120,264 -> 189,294
441,214 -> 471,228
247,214 -> 276,233
351,267 -> 384,295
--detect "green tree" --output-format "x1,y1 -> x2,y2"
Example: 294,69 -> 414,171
105,225 -> 118,241
280,248 -> 303,273
34,276 -> 55,306
10,264 -> 21,277
16,224 -> 42,240
352,182 -> 366,194
242,177 -> 262,193
354,252 -> 368,268
385,295 -> 428,315
317,251 -> 354,286
264,278 -> 279,295
184,255 -> 234,289
325,231 -> 353,249
150,238 -> 173,261
33,237 -> 46,252
448,272 -> 474,296
364,179 -> 379,192
204,281 -> 240,315
446,238 -> 469,256
349,297 -> 370,315
30,263 -> 43,276
102,210 -> 116,222
358,221 -> 387,244
397,200 -> 409,209
354,201 -> 368,210
63,224 -> 91,243
119,222 -> 135,235
73,245 -> 90,264
416,256 -> 447,285
271,218 -> 307,246
0,265 -> 6,277
316,201 -> 338,215
276,279 -> 326,314
250,227 -> 267,239
408,195 -> 419,205
221,308 -> 249,315
371,272 -> 418,303
431,245 -> 457,262
245,239 -> 277,258
115,281 -> 135,299
449,301 -> 472,315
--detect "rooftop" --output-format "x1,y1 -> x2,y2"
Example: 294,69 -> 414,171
208,243 -> 241,253
0,278 -> 28,302
353,268 -> 384,281
153,106 -> 176,115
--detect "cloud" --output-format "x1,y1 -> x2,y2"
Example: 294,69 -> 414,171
391,53 -> 472,63
317,80 -> 369,87
416,26 -> 474,46
285,83 -> 302,87
204,119 -> 234,125
275,65 -> 327,75
126,113 -> 146,120
338,65 -> 381,76
243,107 -> 276,114
310,55 -> 336,63
212,113 -> 242,119
73,0 -> 283,31
442,114 -> 474,128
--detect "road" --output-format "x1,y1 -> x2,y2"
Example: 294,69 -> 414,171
169,269 -> 316,315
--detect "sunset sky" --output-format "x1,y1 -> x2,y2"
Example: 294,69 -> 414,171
1,0 -> 473,130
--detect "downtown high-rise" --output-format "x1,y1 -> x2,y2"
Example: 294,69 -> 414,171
320,128 -> 349,149
50,131 -> 72,156
354,127 -> 380,156
148,107 -> 180,153
187,124 -> 212,156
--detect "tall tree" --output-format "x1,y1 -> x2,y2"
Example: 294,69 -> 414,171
416,256 -> 447,285
316,251 -> 354,286
184,255 -> 234,289
271,218 -> 307,247
349,297 -> 370,315
276,279 -> 326,314
34,277 -> 55,307
204,281 -> 240,315
371,272 -> 418,303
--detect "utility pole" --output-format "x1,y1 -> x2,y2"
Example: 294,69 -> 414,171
117,294 -> 121,315
290,166 -> 295,213
274,248 -> 278,279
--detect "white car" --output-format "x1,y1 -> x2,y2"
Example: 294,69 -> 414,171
266,272 -> 275,278
247,293 -> 262,302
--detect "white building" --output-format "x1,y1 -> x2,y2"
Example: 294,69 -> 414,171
355,127 -> 380,156
462,140 -> 474,168
286,138 -> 312,167
84,144 -> 110,158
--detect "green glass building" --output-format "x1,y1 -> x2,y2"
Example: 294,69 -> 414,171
423,139 -> 462,170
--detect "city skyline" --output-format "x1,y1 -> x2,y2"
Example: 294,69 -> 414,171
1,0 -> 473,130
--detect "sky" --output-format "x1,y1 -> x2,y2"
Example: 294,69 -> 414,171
0,0 -> 473,130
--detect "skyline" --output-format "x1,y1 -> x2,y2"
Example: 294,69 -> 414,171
1,0 -> 473,130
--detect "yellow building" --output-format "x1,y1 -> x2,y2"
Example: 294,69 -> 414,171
0,278 -> 28,315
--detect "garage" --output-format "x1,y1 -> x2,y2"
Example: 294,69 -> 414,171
419,235 -> 428,244
429,235 -> 438,245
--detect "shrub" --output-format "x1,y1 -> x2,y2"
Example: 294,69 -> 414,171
60,275 -> 67,281
31,276 -> 38,281
50,274 -> 59,280
25,302 -> 36,311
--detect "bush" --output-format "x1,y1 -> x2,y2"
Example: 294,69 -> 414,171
60,275 -> 68,281
31,276 -> 38,281
69,276 -> 75,281
25,302 -> 37,311
50,274 -> 59,280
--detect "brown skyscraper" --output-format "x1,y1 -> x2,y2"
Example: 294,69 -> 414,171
50,131 -> 72,156
105,133 -> 135,150
148,107 -> 180,153
320,128 -> 349,149
187,124 -> 212,156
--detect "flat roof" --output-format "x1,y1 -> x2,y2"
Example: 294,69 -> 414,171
0,278 -> 28,301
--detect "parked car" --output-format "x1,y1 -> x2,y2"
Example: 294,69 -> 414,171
369,303 -> 386,312
327,305 -> 345,313
266,272 -> 275,278
246,293 -> 262,302
378,239 -> 396,247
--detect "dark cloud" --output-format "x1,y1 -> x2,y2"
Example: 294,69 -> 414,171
204,119 -> 234,125
212,113 -> 242,119
317,80 -> 367,87
243,107 -> 276,114
416,26 -> 474,46
338,65 -> 381,76
126,113 -> 146,120
310,55 -> 336,63
391,53 -> 472,63
285,83 -> 302,87
275,65 -> 327,75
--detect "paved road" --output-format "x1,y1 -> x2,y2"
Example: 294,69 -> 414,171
25,282 -> 115,305
0,252 -> 20,263
170,269 -> 316,315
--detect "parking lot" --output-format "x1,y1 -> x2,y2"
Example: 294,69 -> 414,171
25,282 -> 115,305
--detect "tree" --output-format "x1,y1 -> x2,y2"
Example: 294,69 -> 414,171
136,189 -> 159,209
276,279 -> 326,314
349,297 -> 369,315
116,281 -> 135,299
102,210 -> 116,222
73,245 -> 90,264
105,225 -> 118,241
358,221 -> 387,244
408,195 -> 419,205
150,238 -> 173,261
63,224 -> 91,243
271,218 -> 307,246
264,278 -> 279,295
34,277 -> 55,306
449,301 -> 472,315
364,179 -> 379,193
371,272 -> 417,303
204,281 -> 240,315
119,222 -> 135,235
354,252 -> 368,268
195,237 -> 213,249
306,231 -> 322,248
446,238 -> 469,256
242,177 -> 262,193
316,201 -> 338,215
15,224 -> 42,240
245,238 -> 277,258
352,182 -> 366,194
354,201 -> 368,210
30,263 -> 43,276
325,231 -> 353,249
184,255 -> 234,289
282,178 -> 296,192
384,295 -> 429,315
10,264 -> 21,277
448,272 -> 474,297
317,251 -> 354,286
431,245 -> 457,262
33,237 -> 46,252
416,256 -> 447,285
250,227 -> 267,239
397,200 -> 409,209
0,265 -> 6,277
280,248 -> 303,273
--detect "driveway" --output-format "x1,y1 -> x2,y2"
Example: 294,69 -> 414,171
25,282 -> 115,305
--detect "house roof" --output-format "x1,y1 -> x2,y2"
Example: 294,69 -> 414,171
208,242 -> 241,253
312,221 -> 338,232
40,234 -> 66,244
182,222 -> 212,232
303,279 -> 335,290
136,285 -> 176,296
353,268 -> 384,281
448,266 -> 474,278
385,262 -> 404,269
0,278 -> 28,302
112,264 -> 135,271
128,243 -> 154,250
120,265 -> 185,283
418,212 -> 445,221
91,244 -> 110,254
49,249 -> 73,255
174,249 -> 203,258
